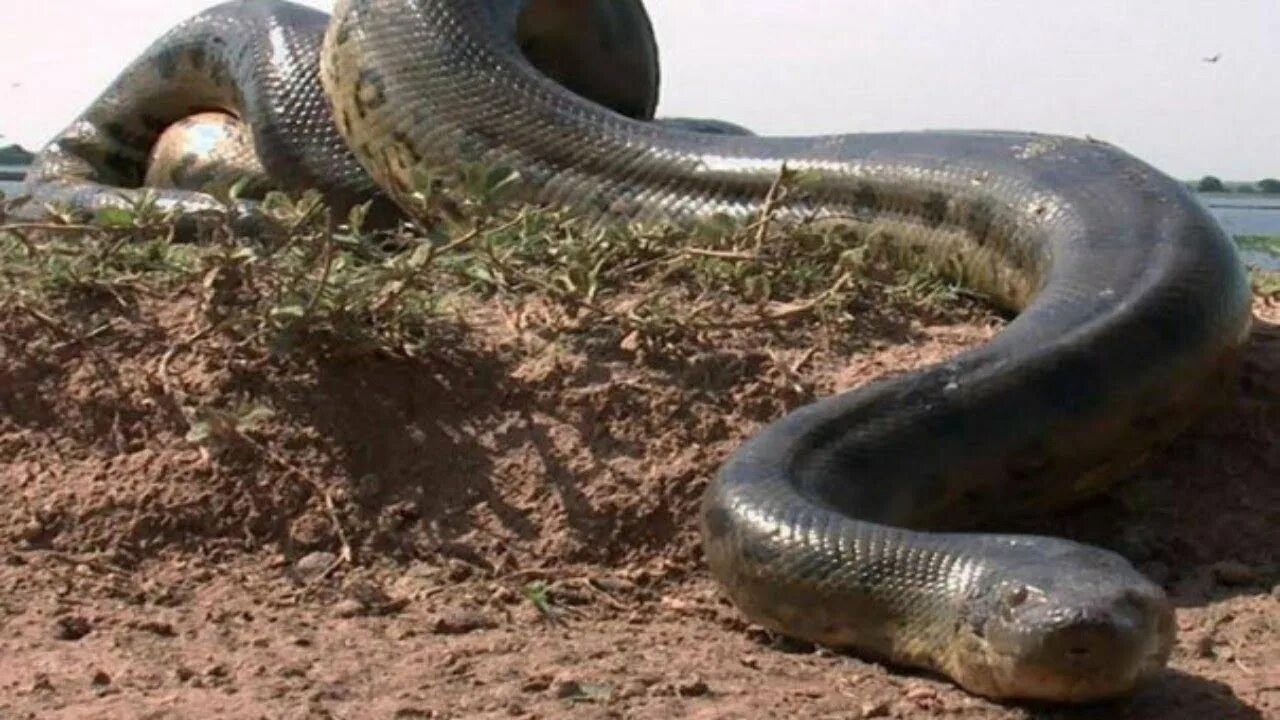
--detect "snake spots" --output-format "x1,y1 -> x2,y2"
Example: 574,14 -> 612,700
188,45 -> 207,72
153,47 -> 182,80
354,68 -> 389,117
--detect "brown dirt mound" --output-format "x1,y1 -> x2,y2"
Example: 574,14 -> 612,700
1,275 -> 1276,719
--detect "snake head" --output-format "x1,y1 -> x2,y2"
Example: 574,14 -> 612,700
949,540 -> 1174,702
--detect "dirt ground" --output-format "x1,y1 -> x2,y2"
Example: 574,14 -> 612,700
1,271 -> 1276,719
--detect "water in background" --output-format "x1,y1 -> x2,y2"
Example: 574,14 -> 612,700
1196,194 -> 1280,270
2,166 -> 1278,270
1198,194 -> 1280,235
0,165 -> 25,197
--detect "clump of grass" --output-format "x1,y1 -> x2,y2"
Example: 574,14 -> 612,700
1236,234 -> 1280,256
1252,269 -> 1280,297
0,164 -> 968,362
1236,234 -> 1280,278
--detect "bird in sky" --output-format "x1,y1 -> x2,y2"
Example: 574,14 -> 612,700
1202,53 -> 1222,63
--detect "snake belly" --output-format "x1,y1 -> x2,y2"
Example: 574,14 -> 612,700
19,0 -> 1254,704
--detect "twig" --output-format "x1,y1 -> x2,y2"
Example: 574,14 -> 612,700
0,222 -> 101,233
681,247 -> 760,261
50,319 -> 119,351
299,230 -> 336,324
752,165 -> 791,250
235,430 -> 356,585
689,271 -> 853,330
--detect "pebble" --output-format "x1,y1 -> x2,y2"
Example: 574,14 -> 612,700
30,673 -> 54,692
53,615 -> 92,641
554,679 -> 584,699
859,700 -> 891,718
675,678 -> 710,697
294,552 -> 338,580
333,599 -> 366,618
520,675 -> 552,693
133,620 -> 177,637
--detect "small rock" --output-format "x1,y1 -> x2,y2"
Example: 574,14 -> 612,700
1210,560 -> 1260,586
90,669 -> 111,686
344,582 -> 409,616
294,552 -> 338,581
905,685 -> 937,702
554,679 -> 584,699
205,663 -> 229,678
489,587 -> 518,605
675,678 -> 710,697
860,700 -> 891,718
445,560 -> 474,582
53,615 -> 92,640
905,683 -> 939,710
333,599 -> 367,618
431,610 -> 497,635
31,673 -> 54,692
521,675 -> 552,693
133,620 -> 177,637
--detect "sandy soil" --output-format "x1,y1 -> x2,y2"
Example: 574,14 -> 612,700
1,275 -> 1276,719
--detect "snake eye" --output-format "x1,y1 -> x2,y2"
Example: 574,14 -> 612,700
998,585 -> 1029,620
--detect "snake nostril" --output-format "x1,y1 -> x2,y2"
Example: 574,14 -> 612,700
1067,646 -> 1091,658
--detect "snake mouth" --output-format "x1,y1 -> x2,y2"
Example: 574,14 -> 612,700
953,582 -> 1176,702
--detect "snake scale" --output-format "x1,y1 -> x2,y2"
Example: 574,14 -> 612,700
18,0 -> 1253,702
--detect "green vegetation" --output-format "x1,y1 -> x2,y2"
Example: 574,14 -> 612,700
0,144 -> 34,165
1190,175 -> 1280,195
1196,175 -> 1226,193
1236,234 -> 1280,257
0,166 -> 968,363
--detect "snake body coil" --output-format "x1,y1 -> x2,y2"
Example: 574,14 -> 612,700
21,0 -> 1253,702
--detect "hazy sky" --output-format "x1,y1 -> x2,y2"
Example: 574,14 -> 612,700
1,1 -> 1275,180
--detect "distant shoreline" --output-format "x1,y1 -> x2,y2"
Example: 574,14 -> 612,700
2,163 -> 1279,210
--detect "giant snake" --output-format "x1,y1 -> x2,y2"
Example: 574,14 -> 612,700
16,0 -> 1253,702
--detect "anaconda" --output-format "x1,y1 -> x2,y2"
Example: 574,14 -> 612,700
18,0 -> 1253,703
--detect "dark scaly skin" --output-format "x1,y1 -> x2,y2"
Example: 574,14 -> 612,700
16,0 -> 1253,703
16,0 -> 662,232
17,1 -> 393,232
321,0 -> 1253,702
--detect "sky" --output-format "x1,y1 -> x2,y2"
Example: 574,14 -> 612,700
0,1 -> 1275,180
